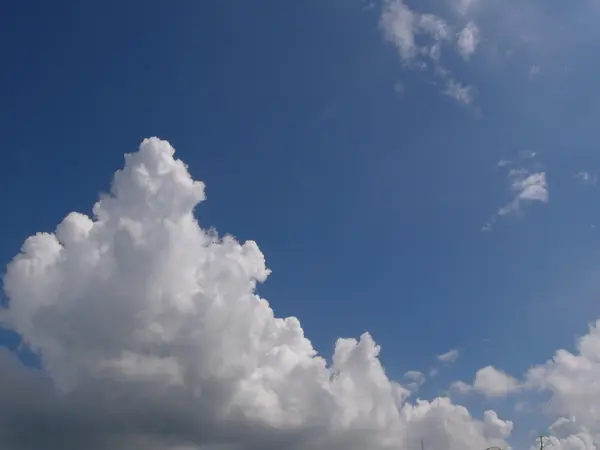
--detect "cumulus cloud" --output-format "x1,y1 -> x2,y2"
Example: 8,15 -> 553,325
521,320 -> 600,450
450,320 -> 600,449
437,349 -> 460,363
404,371 -> 426,392
405,370 -> 425,382
450,380 -> 473,395
483,166 -> 548,231
454,319 -> 600,448
451,366 -> 520,398
0,138 -> 513,450
473,366 -> 520,398
483,410 -> 514,439
526,321 -> 600,429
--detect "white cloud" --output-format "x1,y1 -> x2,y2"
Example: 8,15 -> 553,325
473,366 -> 520,398
0,138 -> 513,450
576,171 -> 597,185
382,0 -> 600,105
404,371 -> 426,392
380,0 -> 452,65
451,366 -> 520,398
483,410 -> 514,439
443,79 -> 475,105
454,319 -> 600,450
450,366 -> 521,397
456,22 -> 480,59
380,0 -> 476,104
380,0 -> 418,62
450,380 -> 473,395
405,370 -> 425,382
454,0 -> 481,16
498,171 -> 548,215
522,320 -> 600,450
438,349 -> 460,363
526,320 -> 600,426
419,14 -> 451,42
483,167 -> 548,231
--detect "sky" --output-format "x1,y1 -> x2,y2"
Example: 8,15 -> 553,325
2,0 -> 600,449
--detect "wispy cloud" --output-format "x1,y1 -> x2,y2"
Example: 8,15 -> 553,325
576,171 -> 597,185
443,80 -> 475,105
483,157 -> 548,231
380,0 -> 600,109
529,65 -> 541,79
456,22 -> 480,60
393,81 -> 405,94
520,149 -> 537,160
497,170 -> 548,216
379,0 -> 477,105
454,0 -> 481,16
438,348 -> 460,363
380,1 -> 453,65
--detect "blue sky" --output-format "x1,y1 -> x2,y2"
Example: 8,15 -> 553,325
2,1 -> 600,449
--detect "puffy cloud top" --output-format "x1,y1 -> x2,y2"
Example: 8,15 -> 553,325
0,138 -> 511,450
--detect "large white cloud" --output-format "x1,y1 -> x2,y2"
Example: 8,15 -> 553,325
451,320 -> 600,450
524,321 -> 600,450
0,138 -> 512,450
